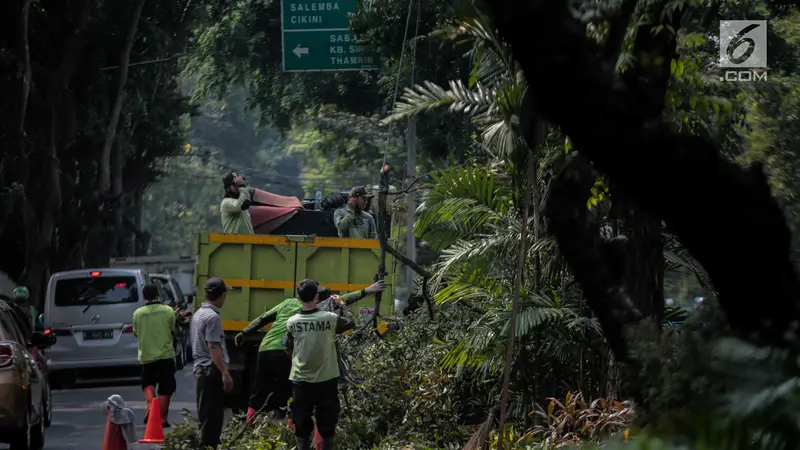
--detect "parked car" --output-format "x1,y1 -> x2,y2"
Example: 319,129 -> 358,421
43,268 -> 150,386
0,298 -> 56,450
151,274 -> 193,370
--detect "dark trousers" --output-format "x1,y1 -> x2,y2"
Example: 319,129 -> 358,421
292,379 -> 340,439
140,358 -> 177,395
196,365 -> 225,449
248,350 -> 292,416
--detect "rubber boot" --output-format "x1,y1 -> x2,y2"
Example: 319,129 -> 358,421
246,407 -> 257,423
295,437 -> 312,450
321,437 -> 334,450
314,427 -> 323,450
143,386 -> 155,424
158,395 -> 171,428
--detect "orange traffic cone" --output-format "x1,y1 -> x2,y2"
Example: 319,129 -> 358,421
102,413 -> 127,450
139,395 -> 165,444
314,426 -> 323,450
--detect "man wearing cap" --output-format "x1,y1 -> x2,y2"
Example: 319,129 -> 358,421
133,284 -> 177,427
285,279 -> 356,450
190,278 -> 234,449
221,170 -> 254,234
333,186 -> 377,239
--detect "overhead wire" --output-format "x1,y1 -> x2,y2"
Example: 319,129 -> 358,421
402,0 -> 423,187
381,0 -> 420,168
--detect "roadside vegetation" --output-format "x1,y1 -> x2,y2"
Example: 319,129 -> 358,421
3,0 -> 800,448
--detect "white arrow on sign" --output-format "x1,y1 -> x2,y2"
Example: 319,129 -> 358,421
293,45 -> 309,58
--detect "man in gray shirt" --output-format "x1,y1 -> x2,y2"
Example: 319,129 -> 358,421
190,277 -> 233,449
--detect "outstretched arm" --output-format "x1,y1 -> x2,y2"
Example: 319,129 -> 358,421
242,304 -> 280,334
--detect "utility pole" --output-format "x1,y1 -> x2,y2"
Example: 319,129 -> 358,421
405,117 -> 417,297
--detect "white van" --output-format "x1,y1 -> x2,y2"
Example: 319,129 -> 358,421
43,268 -> 150,382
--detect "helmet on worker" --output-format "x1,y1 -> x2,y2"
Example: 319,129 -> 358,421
11,286 -> 30,304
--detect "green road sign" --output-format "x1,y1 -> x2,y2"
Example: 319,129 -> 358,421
281,0 -> 379,72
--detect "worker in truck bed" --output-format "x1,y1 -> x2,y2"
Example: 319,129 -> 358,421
220,170 -> 254,234
333,186 -> 377,239
235,280 -> 387,424
285,279 -> 355,450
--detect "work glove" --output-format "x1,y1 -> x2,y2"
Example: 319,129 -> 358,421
364,280 -> 387,294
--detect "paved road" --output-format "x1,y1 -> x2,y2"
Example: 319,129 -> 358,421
1,367 -> 206,450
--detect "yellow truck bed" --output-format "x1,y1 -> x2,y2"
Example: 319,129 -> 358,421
194,233 -> 396,329
193,231 -> 397,410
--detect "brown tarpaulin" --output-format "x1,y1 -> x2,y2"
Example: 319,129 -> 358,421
248,188 -> 304,234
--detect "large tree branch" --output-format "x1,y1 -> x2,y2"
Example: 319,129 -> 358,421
483,0 -> 800,349
546,152 -> 642,360
97,0 -> 147,194
17,0 -> 32,137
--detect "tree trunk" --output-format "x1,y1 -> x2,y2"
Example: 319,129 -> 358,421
4,0 -> 34,241
97,0 -> 147,194
613,193 -> 665,326
17,0 -> 32,140
109,141 -> 125,259
21,105 -> 62,309
602,0 -> 677,329
133,189 -> 145,254
496,147 -> 535,449
18,0 -> 91,304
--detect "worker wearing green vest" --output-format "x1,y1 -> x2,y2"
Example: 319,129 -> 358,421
285,279 -> 355,450
235,280 -> 386,424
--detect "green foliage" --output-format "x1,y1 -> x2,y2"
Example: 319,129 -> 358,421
143,155 -> 220,255
339,307 -> 477,447
164,410 -> 292,449
0,0 -> 210,281
384,5 -> 527,169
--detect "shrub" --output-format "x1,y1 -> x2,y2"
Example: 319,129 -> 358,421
524,392 -> 632,448
337,306 -> 479,447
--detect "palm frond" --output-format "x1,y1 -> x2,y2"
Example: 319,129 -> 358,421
382,80 -> 497,124
663,233 -> 716,293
